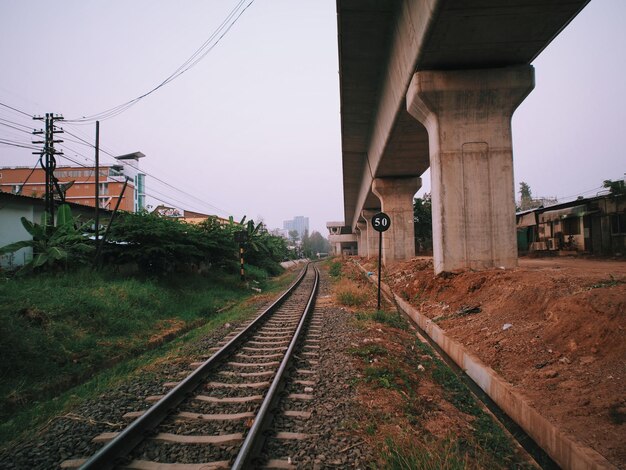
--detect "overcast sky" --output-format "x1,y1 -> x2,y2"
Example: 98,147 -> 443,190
0,0 -> 624,234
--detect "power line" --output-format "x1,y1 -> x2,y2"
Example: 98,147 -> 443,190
0,138 -> 40,150
62,124 -> 233,216
0,101 -> 32,118
0,121 -> 35,136
15,156 -> 43,194
0,117 -> 33,130
53,141 -> 225,215
64,0 -> 255,123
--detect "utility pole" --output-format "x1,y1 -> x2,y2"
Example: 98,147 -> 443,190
33,113 -> 64,225
94,177 -> 129,267
94,121 -> 100,243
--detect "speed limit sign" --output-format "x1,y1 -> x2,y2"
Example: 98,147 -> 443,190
372,212 -> 391,232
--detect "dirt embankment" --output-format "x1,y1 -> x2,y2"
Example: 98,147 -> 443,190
360,256 -> 626,466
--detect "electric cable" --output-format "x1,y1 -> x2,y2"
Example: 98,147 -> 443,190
0,139 -> 40,150
62,125 -> 233,215
0,117 -> 33,130
65,0 -> 255,123
0,101 -> 33,118
15,155 -> 44,195
54,142 -> 226,215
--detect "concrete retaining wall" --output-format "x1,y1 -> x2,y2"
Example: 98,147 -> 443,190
358,263 -> 616,470
280,259 -> 309,269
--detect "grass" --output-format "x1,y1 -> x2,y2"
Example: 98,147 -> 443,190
364,363 -> 414,391
335,278 -> 369,306
0,267 -> 296,445
354,309 -> 408,330
412,340 -> 519,464
372,309 -> 408,329
329,260 -> 529,468
349,344 -> 388,360
588,275 -> 625,289
381,437 -> 471,470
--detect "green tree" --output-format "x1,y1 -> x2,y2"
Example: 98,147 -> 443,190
301,230 -> 330,258
413,194 -> 432,253
103,212 -> 225,274
519,182 -> 533,210
288,230 -> 299,243
603,179 -> 625,195
99,212 -> 290,276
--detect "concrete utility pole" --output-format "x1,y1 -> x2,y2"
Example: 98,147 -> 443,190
33,113 -> 64,224
95,121 -> 100,242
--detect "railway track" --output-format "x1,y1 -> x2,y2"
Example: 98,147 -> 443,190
66,263 -> 320,470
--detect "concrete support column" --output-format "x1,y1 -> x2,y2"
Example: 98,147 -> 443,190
372,177 -> 421,264
356,221 -> 367,257
406,65 -> 534,274
362,209 -> 380,259
333,241 -> 341,256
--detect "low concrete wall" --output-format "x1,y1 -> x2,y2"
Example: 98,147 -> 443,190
357,263 -> 616,470
280,259 -> 308,269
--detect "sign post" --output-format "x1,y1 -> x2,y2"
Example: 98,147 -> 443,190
234,230 -> 249,281
372,212 -> 391,310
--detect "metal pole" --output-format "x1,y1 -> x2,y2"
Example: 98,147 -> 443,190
94,121 -> 100,243
377,230 -> 382,310
95,177 -> 128,267
240,244 -> 245,281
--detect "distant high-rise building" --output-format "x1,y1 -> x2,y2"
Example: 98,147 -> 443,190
283,216 -> 309,239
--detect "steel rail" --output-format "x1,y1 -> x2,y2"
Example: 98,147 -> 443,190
231,263 -> 319,469
79,264 -> 310,470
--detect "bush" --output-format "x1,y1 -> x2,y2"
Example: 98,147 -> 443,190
329,260 -> 342,278
101,213 -> 289,277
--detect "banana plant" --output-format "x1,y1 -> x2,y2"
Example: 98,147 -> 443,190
0,205 -> 94,274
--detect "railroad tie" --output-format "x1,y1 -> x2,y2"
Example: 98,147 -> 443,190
242,346 -> 288,352
176,411 -> 255,421
226,361 -> 280,368
152,433 -> 244,445
124,460 -> 231,469
293,380 -> 315,386
194,394 -> 263,403
92,432 -> 244,446
274,431 -> 311,440
286,393 -> 314,401
205,381 -> 270,389
218,370 -> 274,378
234,353 -> 284,359
283,410 -> 312,419
263,458 -> 296,469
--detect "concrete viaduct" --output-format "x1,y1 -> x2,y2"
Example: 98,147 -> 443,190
337,0 -> 590,273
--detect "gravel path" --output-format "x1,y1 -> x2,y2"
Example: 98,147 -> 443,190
0,267 -> 374,469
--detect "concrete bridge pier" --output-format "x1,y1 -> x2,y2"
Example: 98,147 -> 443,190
362,209 -> 380,259
372,176 -> 421,265
356,221 -> 367,257
406,65 -> 535,274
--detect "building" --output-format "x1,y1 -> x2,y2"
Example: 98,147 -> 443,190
0,192 -> 112,269
283,216 -> 309,239
0,152 -> 146,213
152,205 -> 231,225
270,228 -> 290,239
516,192 -> 626,256
326,221 -> 357,256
